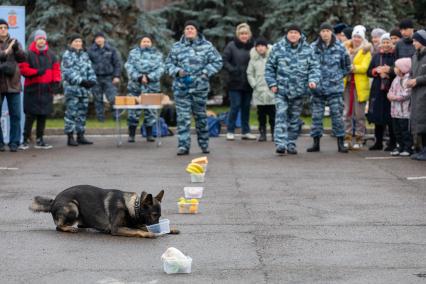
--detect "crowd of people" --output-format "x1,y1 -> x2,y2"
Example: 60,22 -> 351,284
0,17 -> 425,161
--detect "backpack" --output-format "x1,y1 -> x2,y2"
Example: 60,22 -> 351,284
207,116 -> 221,137
217,111 -> 241,128
160,105 -> 177,127
140,118 -> 174,137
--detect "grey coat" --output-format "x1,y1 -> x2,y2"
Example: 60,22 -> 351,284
410,47 -> 426,135
246,46 -> 275,105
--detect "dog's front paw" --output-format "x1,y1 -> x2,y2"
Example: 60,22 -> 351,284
142,231 -> 157,239
56,226 -> 79,233
169,228 -> 180,235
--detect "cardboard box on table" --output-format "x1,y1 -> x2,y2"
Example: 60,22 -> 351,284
139,93 -> 171,105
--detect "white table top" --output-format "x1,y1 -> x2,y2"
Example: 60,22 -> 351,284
113,105 -> 163,110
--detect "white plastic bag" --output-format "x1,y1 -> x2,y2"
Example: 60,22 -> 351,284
161,247 -> 192,274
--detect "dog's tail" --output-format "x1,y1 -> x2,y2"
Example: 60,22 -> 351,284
29,196 -> 53,213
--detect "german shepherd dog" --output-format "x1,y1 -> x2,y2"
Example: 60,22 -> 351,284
30,185 -> 179,238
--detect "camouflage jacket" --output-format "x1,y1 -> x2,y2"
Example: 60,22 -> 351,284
125,47 -> 164,94
61,48 -> 97,97
165,34 -> 222,93
311,36 -> 351,95
265,35 -> 320,99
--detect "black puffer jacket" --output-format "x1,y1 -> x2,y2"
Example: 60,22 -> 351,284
395,37 -> 416,59
88,43 -> 121,77
222,38 -> 253,91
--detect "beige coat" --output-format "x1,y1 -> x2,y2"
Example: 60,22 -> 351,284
247,46 -> 275,105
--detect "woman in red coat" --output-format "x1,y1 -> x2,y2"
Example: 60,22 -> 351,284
19,30 -> 61,149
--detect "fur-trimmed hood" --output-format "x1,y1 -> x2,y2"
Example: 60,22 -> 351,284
344,39 -> 372,55
249,44 -> 272,60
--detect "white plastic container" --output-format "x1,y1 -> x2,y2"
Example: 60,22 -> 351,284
163,256 -> 192,274
146,219 -> 170,236
190,173 -> 205,183
184,187 -> 204,199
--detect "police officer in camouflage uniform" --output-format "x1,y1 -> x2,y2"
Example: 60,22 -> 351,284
166,21 -> 223,155
125,35 -> 164,143
308,23 -> 351,153
61,34 -> 97,146
265,24 -> 320,155
88,32 -> 122,122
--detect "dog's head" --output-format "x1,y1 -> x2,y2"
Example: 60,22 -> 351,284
138,190 -> 164,226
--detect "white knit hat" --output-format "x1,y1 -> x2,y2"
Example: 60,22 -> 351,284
352,25 -> 366,40
380,33 -> 391,43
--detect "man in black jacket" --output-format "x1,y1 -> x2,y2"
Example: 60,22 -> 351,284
395,19 -> 416,59
88,32 -> 122,122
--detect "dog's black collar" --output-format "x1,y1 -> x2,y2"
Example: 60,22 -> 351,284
134,195 -> 141,219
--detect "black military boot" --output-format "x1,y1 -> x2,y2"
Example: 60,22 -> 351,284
177,147 -> 189,156
67,133 -> 78,147
307,137 -> 320,152
77,132 -> 93,145
337,136 -> 348,153
258,126 -> 267,142
128,126 -> 136,143
145,126 -> 155,142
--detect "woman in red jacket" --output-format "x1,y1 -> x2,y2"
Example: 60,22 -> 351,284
19,30 -> 61,149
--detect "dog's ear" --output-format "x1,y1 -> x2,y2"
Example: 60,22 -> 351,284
155,190 -> 164,203
140,191 -> 148,204
141,194 -> 153,206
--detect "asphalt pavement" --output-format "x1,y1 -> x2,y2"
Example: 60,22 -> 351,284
0,134 -> 425,284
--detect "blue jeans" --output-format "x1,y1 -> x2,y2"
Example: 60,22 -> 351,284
227,90 -> 252,134
0,92 -> 22,146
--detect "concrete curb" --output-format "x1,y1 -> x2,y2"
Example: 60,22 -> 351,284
44,126 -> 374,136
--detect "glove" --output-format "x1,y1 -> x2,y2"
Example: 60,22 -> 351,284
37,68 -> 46,76
0,62 -> 16,76
80,80 -> 96,89
181,75 -> 193,86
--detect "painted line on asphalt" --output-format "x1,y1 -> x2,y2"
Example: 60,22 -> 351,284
365,157 -> 402,160
406,176 -> 426,180
0,167 -> 19,170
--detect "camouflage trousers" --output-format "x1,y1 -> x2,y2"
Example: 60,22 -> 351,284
274,95 -> 304,150
310,93 -> 345,138
127,92 -> 156,128
64,94 -> 89,134
175,91 -> 208,151
92,76 -> 117,121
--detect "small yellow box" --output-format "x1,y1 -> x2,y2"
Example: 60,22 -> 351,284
115,96 -> 137,105
115,96 -> 126,105
125,96 -> 136,105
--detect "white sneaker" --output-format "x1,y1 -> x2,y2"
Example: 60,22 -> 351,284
226,133 -> 235,141
352,143 -> 362,150
399,151 -> 411,157
241,133 -> 257,140
344,141 -> 351,149
390,149 -> 400,156
18,143 -> 29,150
